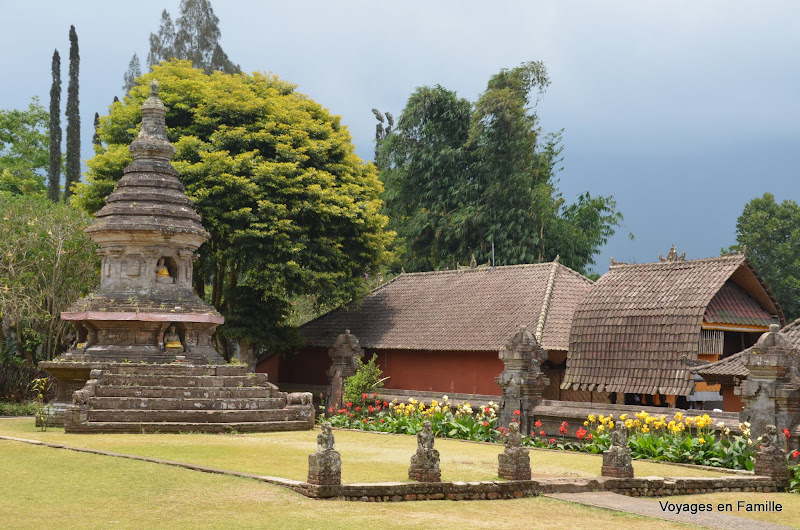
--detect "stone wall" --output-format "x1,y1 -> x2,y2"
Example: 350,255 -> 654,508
290,475 -> 780,502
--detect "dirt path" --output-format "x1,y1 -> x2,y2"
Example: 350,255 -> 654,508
546,492 -> 792,529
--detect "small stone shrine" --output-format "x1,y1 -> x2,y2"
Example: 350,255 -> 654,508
495,326 -> 549,434
497,422 -> 531,480
601,422 -> 634,478
326,330 -> 363,412
409,420 -> 441,482
736,324 -> 800,451
40,81 -> 313,433
753,424 -> 790,486
308,422 -> 342,486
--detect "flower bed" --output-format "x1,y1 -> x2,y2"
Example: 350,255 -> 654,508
321,395 -> 800,490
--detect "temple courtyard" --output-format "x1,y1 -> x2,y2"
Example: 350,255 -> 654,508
0,418 -> 796,529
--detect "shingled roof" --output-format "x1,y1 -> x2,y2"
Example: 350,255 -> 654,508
696,318 -> 800,381
562,252 -> 782,396
299,261 -> 592,352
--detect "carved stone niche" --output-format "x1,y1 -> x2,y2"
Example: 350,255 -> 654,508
123,255 -> 144,278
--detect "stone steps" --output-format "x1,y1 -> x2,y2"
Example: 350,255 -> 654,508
99,374 -> 261,388
86,408 -> 303,423
62,362 -> 314,434
65,420 -> 312,434
88,396 -> 286,410
93,386 -> 274,399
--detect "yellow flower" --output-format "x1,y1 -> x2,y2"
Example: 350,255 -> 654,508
584,420 -> 589,426
599,415 -> 606,423
608,421 -> 614,429
588,414 -> 596,423
698,437 -> 706,445
597,425 -> 604,433
674,411 -> 684,421
620,414 -> 627,421
625,419 -> 634,429
641,426 -> 649,434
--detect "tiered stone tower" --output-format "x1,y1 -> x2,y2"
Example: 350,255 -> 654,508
40,82 -> 313,433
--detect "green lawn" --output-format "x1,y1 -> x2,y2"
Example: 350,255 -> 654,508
0,418 -> 726,483
0,439 -> 696,529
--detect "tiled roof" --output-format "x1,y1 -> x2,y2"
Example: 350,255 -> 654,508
696,318 -> 800,380
704,281 -> 778,327
299,262 -> 593,352
563,253 -> 781,396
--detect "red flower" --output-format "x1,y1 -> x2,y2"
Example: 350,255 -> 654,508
576,427 -> 587,440
338,409 -> 346,414
559,421 -> 568,435
534,420 -> 542,428
346,402 -> 352,408
793,450 -> 800,458
513,410 -> 521,416
482,421 -> 489,427
368,405 -> 375,413
539,430 -> 545,436
329,406 -> 334,413
349,413 -> 354,418
549,438 -> 555,444
484,407 -> 491,414
586,434 -> 593,440
784,428 -> 791,438
375,400 -> 381,405
362,418 -> 367,423
356,406 -> 361,412
383,401 -> 389,407
362,393 -> 367,399
380,418 -> 385,423
372,392 -> 378,397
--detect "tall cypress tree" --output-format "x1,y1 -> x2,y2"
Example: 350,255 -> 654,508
64,25 -> 80,201
47,49 -> 62,202
92,112 -> 101,147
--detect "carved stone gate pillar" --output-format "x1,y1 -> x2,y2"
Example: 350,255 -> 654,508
737,324 -> 800,452
495,326 -> 549,435
326,330 -> 363,413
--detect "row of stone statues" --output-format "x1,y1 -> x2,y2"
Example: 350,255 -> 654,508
308,420 -> 793,487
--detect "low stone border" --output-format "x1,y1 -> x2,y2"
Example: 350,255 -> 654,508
0,434 -> 781,502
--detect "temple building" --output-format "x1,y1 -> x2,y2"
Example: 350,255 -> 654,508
562,249 -> 782,409
264,260 -> 604,402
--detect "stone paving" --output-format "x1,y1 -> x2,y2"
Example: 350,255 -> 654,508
546,492 -> 792,530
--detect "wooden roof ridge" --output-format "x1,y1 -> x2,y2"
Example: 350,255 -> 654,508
535,257 -> 561,342
606,251 -> 747,271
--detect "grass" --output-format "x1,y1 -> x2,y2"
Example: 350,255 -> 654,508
0,418 -> 726,482
0,439 -> 696,529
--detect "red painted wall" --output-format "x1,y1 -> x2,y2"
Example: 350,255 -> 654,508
262,347 -> 504,396
722,385 -> 745,413
372,349 -> 503,396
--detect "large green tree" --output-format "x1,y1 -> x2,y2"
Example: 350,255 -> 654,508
0,98 -> 49,196
64,25 -> 80,200
379,62 -> 622,274
75,60 -> 391,358
728,192 -> 800,321
0,195 -> 98,362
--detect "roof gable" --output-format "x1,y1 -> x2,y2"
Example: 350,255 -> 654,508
563,253 -> 780,395
299,262 -> 592,352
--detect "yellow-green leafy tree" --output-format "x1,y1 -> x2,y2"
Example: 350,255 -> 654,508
75,60 -> 392,359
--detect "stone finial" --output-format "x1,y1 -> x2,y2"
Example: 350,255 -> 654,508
308,422 -> 342,485
498,422 -> 531,480
129,78 -> 175,162
409,420 -> 441,482
602,421 -> 634,478
753,424 -> 789,486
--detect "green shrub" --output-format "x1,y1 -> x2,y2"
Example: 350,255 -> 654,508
0,361 -> 54,402
0,401 -> 37,416
342,354 -> 384,405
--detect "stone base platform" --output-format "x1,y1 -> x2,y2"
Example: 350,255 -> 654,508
43,362 -> 314,434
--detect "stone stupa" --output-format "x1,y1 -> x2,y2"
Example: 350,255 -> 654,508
40,81 -> 313,433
